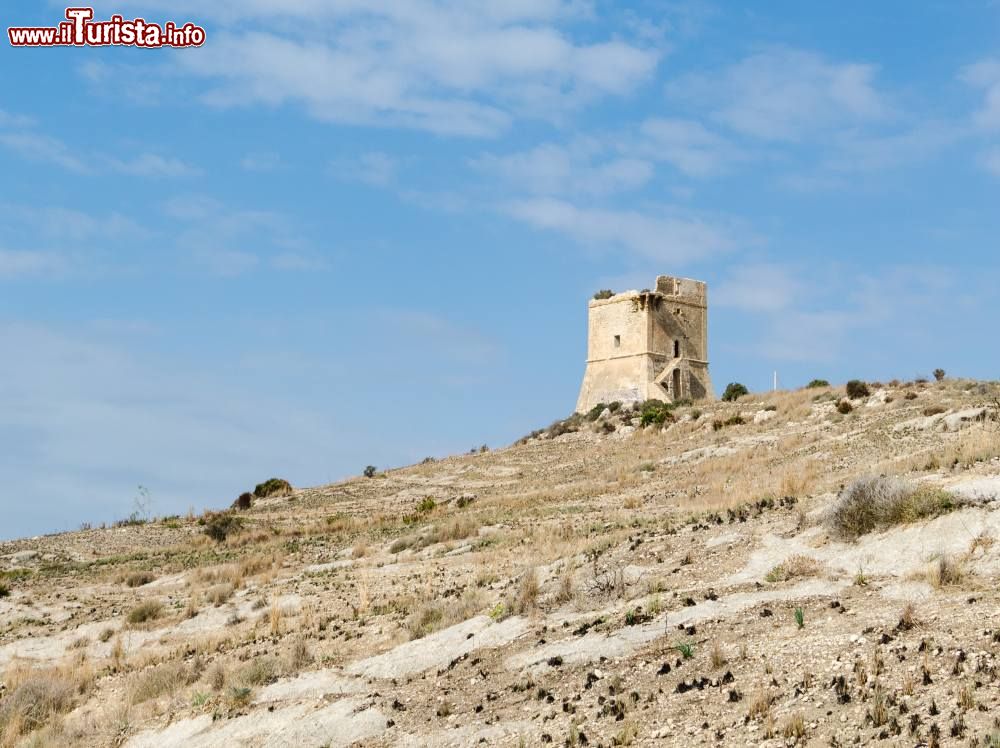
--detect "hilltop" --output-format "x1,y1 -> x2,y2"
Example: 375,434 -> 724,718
3,378 -> 1000,747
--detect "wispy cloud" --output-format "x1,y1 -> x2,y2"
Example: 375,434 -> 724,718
331,151 -> 399,186
0,249 -> 68,280
135,3 -> 662,136
504,197 -> 736,263
0,115 -> 199,178
474,140 -> 653,196
668,47 -> 890,141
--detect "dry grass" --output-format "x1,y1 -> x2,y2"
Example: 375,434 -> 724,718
405,588 -> 485,640
927,554 -> 965,588
511,567 -> 540,615
0,660 -> 94,744
765,554 -> 820,583
206,583 -> 234,606
123,571 -> 156,588
827,476 -> 961,540
126,599 -> 164,625
129,660 -> 194,704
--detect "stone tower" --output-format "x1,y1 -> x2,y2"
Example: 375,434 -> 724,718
576,275 -> 714,413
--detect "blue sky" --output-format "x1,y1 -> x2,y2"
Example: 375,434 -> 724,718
2,1 -> 999,539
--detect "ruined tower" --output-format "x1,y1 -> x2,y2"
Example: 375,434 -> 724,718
575,275 -> 714,413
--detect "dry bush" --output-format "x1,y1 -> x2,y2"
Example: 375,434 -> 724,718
710,641 -> 727,669
405,602 -> 445,640
206,583 -> 234,606
765,554 -> 820,582
747,689 -> 772,720
512,568 -> 540,615
129,660 -> 193,704
0,660 -> 93,743
284,636 -> 312,673
269,603 -> 283,636
127,599 -> 164,625
123,571 -> 156,588
233,657 -> 278,688
782,713 -> 805,739
827,476 -> 961,540
927,554 -> 965,588
405,588 -> 485,640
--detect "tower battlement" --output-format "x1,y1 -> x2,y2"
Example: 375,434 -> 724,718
575,275 -> 714,412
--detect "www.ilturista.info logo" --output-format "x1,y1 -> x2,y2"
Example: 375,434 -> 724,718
8,7 -> 206,48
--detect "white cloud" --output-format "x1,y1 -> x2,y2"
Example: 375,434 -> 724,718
0,249 -> 67,279
960,58 -> 1000,131
714,263 -> 802,312
0,131 -> 90,173
0,118 -> 198,178
981,146 -> 1000,177
110,153 -> 201,177
331,151 -> 399,186
504,197 -> 734,263
146,3 -> 660,136
241,151 -> 282,172
636,117 -> 738,176
669,47 -> 889,141
475,141 -> 652,196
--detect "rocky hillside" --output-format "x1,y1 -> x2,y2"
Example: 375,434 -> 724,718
3,378 -> 1000,747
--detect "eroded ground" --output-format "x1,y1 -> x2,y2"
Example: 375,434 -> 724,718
3,378 -> 1000,746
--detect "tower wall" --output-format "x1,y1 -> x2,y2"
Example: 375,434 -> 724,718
576,276 -> 714,413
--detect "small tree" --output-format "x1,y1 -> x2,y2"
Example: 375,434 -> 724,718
933,368 -> 946,382
845,380 -> 870,399
363,465 -> 377,478
806,379 -> 830,388
721,382 -> 748,402
592,289 -> 614,300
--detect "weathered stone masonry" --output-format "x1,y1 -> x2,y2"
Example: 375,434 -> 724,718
576,275 -> 714,412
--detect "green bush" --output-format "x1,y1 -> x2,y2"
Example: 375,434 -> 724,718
586,403 -> 607,421
592,289 -> 614,300
845,380 -> 870,399
933,368 -> 946,382
417,496 -> 436,513
363,465 -> 377,478
253,478 -> 292,498
639,399 -> 673,427
203,512 -> 244,542
807,379 -> 830,388
721,382 -> 748,401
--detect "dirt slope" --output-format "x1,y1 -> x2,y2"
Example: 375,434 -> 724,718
3,378 -> 1000,747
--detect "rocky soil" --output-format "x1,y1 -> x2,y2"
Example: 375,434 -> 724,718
3,378 -> 1000,747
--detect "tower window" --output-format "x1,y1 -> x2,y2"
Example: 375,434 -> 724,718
613,335 -> 621,348
673,339 -> 680,357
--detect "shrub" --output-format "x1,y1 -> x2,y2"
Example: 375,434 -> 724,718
845,380 -> 870,399
203,512 -> 244,542
586,403 -> 607,421
130,661 -> 192,704
933,368 -> 946,382
722,382 -> 748,401
836,400 -> 853,414
765,555 -> 820,583
416,496 -> 436,513
593,289 -> 614,300
639,399 -> 673,427
0,670 -> 76,737
125,571 -> 155,588
0,583 -> 9,598
232,492 -> 253,510
794,607 -> 805,629
923,406 -> 946,416
363,465 -> 377,478
807,379 -> 830,388
127,599 -> 164,625
826,476 -> 961,540
406,603 -> 445,640
253,478 -> 292,498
